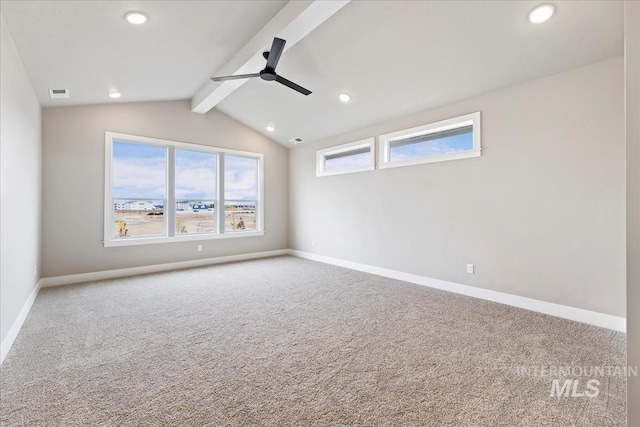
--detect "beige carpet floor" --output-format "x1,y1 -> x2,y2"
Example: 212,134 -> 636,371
0,256 -> 626,426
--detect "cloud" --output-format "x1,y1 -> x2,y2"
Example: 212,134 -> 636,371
112,157 -> 166,199
112,143 -> 258,202
225,156 -> 257,200
175,151 -> 216,200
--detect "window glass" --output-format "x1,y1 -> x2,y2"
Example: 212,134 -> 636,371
112,140 -> 166,198
389,126 -> 473,162
175,149 -> 216,234
225,155 -> 258,232
325,147 -> 372,171
112,141 -> 166,238
379,112 -> 481,169
225,155 -> 258,200
316,138 -> 375,177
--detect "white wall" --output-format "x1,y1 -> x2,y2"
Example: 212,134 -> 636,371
0,15 -> 42,344
626,1 -> 640,422
41,100 -> 288,277
290,57 -> 626,318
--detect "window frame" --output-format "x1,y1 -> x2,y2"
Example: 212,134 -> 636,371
316,137 -> 375,177
378,112 -> 481,169
104,131 -> 264,247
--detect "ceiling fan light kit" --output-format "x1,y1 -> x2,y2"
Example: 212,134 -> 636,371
211,37 -> 312,96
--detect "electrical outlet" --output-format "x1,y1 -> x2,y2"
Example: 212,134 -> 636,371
467,264 -> 474,274
197,245 -> 203,252
312,240 -> 315,247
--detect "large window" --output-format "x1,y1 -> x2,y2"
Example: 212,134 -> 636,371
104,132 -> 263,247
378,112 -> 481,168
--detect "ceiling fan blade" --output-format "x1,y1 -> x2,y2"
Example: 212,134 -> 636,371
210,73 -> 260,82
275,75 -> 312,96
266,38 -> 286,70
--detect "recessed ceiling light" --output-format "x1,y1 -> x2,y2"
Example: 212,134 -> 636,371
109,92 -> 122,99
339,93 -> 351,103
529,4 -> 555,24
266,126 -> 275,132
125,12 -> 147,25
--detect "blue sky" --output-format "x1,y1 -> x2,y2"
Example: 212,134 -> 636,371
389,132 -> 473,161
176,149 -> 216,200
112,141 -> 165,198
112,141 -> 257,201
225,155 -> 257,201
325,151 -> 371,171
324,132 -> 473,171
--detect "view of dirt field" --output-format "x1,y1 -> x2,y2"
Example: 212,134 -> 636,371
114,210 -> 255,238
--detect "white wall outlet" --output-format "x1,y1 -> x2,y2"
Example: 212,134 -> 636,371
467,264 -> 474,274
312,240 -> 315,247
197,245 -> 203,252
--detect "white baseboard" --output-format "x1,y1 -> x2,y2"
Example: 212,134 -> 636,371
1,280 -> 41,365
287,249 -> 627,333
40,249 -> 289,288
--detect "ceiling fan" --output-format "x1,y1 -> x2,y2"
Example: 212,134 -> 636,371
210,37 -> 312,96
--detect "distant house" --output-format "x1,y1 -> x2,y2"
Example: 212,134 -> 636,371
175,201 -> 189,211
175,201 -> 212,212
114,201 -> 156,211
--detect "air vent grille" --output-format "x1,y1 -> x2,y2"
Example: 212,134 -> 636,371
49,89 -> 69,99
289,137 -> 304,144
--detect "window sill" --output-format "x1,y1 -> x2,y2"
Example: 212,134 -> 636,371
104,230 -> 265,247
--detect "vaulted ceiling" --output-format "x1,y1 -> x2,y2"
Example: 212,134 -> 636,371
1,1 -> 624,147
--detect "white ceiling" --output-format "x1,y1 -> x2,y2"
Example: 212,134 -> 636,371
0,1 -> 287,105
1,1 -> 624,147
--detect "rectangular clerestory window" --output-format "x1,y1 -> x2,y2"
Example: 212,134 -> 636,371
378,112 -> 481,169
315,137 -> 375,177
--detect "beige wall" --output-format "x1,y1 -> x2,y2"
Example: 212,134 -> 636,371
0,15 -> 42,344
42,100 -> 288,277
626,1 -> 640,423
290,57 -> 626,317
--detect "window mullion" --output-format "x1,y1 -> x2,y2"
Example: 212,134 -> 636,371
167,146 -> 176,237
217,153 -> 225,234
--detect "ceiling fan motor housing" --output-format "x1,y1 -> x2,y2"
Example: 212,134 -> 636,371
260,69 -> 277,81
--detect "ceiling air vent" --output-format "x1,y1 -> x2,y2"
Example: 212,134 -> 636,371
289,137 -> 304,144
48,89 -> 69,99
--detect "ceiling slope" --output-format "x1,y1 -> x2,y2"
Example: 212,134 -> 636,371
215,0 -> 623,146
1,1 -> 624,147
191,0 -> 349,114
0,0 -> 287,106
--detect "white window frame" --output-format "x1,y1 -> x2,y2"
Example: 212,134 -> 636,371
104,132 -> 264,247
378,112 -> 481,169
316,137 -> 375,177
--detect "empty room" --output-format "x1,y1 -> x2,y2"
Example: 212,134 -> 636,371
1,1 -> 639,425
